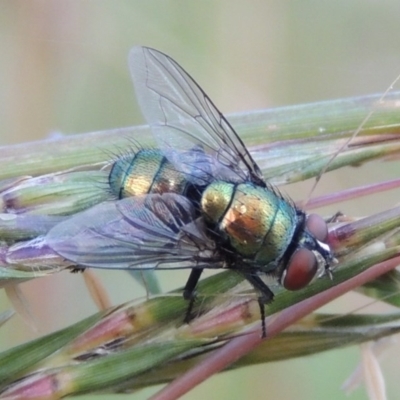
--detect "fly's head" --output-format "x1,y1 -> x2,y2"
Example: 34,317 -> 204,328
280,213 -> 335,291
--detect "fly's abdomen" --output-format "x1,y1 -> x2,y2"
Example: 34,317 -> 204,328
201,182 -> 297,266
109,149 -> 188,198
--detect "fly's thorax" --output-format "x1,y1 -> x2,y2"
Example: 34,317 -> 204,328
109,149 -> 188,198
201,181 -> 235,222
201,181 -> 298,265
228,183 -> 297,264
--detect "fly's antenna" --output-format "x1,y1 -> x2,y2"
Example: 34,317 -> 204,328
305,72 -> 400,207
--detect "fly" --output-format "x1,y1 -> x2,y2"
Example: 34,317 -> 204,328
47,47 -> 334,336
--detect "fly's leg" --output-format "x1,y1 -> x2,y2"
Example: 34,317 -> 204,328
326,211 -> 343,223
243,273 -> 275,338
70,266 -> 85,273
183,268 -> 203,323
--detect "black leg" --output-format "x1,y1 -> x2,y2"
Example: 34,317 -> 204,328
243,273 -> 275,338
183,268 -> 203,323
326,211 -> 343,223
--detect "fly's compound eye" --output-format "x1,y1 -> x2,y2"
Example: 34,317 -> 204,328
282,248 -> 318,291
306,213 -> 328,243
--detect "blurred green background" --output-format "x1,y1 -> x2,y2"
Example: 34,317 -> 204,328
1,1 -> 400,399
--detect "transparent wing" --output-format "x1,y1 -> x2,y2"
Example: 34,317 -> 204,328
46,194 -> 220,270
129,46 -> 264,185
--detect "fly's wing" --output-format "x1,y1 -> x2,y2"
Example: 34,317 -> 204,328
46,194 -> 220,270
129,46 -> 264,186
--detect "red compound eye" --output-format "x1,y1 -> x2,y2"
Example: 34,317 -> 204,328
306,213 -> 328,243
282,248 -> 318,291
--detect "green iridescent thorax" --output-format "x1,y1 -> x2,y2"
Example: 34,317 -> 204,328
200,181 -> 235,222
201,181 -> 298,268
109,149 -> 188,198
